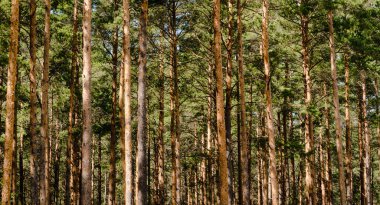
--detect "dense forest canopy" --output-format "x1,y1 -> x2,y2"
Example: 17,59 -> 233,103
0,0 -> 380,204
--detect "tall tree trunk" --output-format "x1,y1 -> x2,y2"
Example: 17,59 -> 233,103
122,0 -> 132,203
358,85 -> 366,205
135,1 -> 148,204
344,51 -> 353,204
374,78 -> 380,199
97,137 -> 102,205
323,84 -> 332,205
261,0 -> 279,204
81,0 -> 93,202
225,0 -> 234,204
300,1 -> 315,204
360,71 -> 371,204
155,29 -> 165,205
108,0 -> 118,203
213,0 -> 229,203
328,10 -> 347,205
67,0 -> 79,203
237,0 -> 250,203
19,132 -> 24,205
282,62 -> 290,205
29,0 -> 39,203
169,1 -> 181,204
40,0 -> 51,203
53,119 -> 60,205
1,0 -> 19,202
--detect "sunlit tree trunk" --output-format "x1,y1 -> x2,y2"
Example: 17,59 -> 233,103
261,0 -> 279,204
213,0 -> 228,203
81,0 -> 93,202
360,71 -> 371,205
135,1 -> 148,204
122,0 -> 132,204
1,0 -> 19,202
327,10 -> 347,205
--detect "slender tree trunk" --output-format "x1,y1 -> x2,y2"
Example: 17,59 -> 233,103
12,108 -> 17,205
155,29 -> 165,205
262,114 -> 269,205
282,62 -> 290,205
40,0 -> 51,203
225,0 -> 234,203
29,0 -> 39,203
237,0 -> 250,203
122,0 -> 132,203
97,137 -> 102,205
300,1 -> 315,204
135,1 -> 148,204
67,0 -> 78,203
169,1 -> 181,204
261,1 -> 279,204
108,0 -> 118,203
319,130 -> 327,205
323,84 -> 333,205
213,0 -> 229,203
327,10 -> 347,205
53,120 -> 60,205
1,0 -> 19,203
81,0 -> 93,202
358,86 -> 366,205
374,78 -> 380,200
360,71 -> 371,205
19,132 -> 24,205
344,51 -> 353,204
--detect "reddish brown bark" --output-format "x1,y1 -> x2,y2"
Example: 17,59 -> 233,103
213,0 -> 229,203
40,0 -> 51,204
1,0 -> 20,203
261,0 -> 279,204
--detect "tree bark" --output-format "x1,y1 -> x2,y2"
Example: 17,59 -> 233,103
328,10 -> 347,205
155,29 -> 165,205
237,0 -> 250,203
122,0 -> 132,204
97,137 -> 102,205
213,0 -> 229,203
344,51 -> 353,204
1,0 -> 19,203
135,1 -> 148,204
358,85 -> 366,205
40,0 -> 51,203
261,1 -> 279,204
29,0 -> 39,203
300,1 -> 315,203
108,0 -> 118,203
360,70 -> 371,204
226,0 -> 234,203
168,1 -> 181,204
66,0 -> 79,203
81,0 -> 93,202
